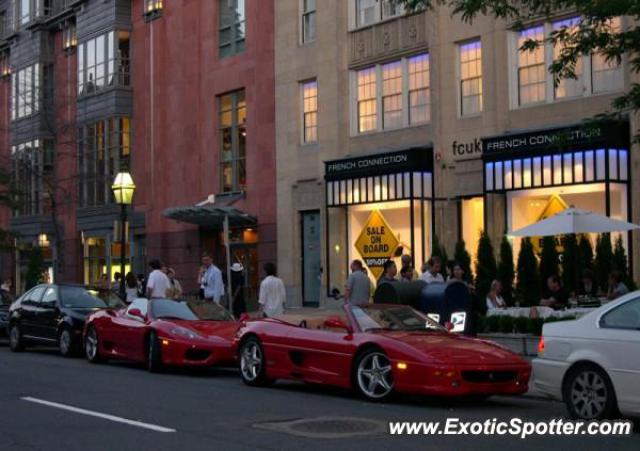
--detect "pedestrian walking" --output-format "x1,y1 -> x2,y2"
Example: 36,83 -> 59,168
230,263 -> 247,317
146,259 -> 171,299
377,260 -> 398,287
167,268 -> 183,300
201,253 -> 225,304
258,262 -> 286,318
344,260 -> 371,306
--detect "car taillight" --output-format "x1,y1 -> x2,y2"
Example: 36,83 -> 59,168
537,335 -> 545,355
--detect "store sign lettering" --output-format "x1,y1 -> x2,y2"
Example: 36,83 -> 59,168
326,154 -> 408,174
452,139 -> 483,159
354,211 -> 400,280
484,126 -> 603,153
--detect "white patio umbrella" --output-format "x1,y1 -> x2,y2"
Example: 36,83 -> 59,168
510,207 -> 640,237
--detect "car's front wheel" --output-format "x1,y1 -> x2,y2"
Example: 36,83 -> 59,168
85,326 -> 103,363
147,331 -> 163,373
563,364 -> 618,420
239,337 -> 272,386
9,323 -> 25,352
354,349 -> 394,401
58,327 -> 75,357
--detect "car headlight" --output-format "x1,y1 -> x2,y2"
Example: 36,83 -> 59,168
170,326 -> 200,340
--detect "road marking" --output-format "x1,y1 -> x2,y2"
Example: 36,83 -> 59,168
21,397 -> 176,433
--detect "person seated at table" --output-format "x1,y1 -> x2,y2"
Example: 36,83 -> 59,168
540,275 -> 568,310
578,269 -> 597,297
448,262 -> 476,293
607,270 -> 629,300
486,280 -> 507,310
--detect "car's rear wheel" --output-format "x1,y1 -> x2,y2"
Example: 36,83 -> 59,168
58,327 -> 74,357
147,331 -> 163,373
9,323 -> 25,352
563,364 -> 618,420
239,337 -> 272,386
85,326 -> 103,363
354,349 -> 394,401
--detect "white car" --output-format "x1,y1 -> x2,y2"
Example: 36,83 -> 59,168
533,291 -> 640,420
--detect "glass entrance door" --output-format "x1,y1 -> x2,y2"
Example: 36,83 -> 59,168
301,211 -> 321,306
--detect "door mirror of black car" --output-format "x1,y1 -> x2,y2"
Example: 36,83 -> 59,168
42,300 -> 57,309
323,318 -> 353,334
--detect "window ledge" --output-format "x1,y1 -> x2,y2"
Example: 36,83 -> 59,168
77,85 -> 133,101
350,121 -> 431,138
512,88 -> 625,111
144,10 -> 163,23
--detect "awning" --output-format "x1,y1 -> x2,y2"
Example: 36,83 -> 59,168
163,194 -> 256,229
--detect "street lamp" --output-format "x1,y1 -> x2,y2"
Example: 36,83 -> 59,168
112,172 -> 136,301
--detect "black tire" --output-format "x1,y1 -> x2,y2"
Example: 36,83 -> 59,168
353,349 -> 395,402
147,331 -> 163,373
239,337 -> 272,386
58,326 -> 75,358
85,326 -> 103,363
563,363 -> 618,420
9,322 -> 25,352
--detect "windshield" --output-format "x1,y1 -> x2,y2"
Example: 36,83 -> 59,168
350,305 -> 445,332
87,289 -> 126,309
151,300 -> 235,322
60,286 -> 110,309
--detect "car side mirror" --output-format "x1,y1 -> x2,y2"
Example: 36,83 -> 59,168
324,318 -> 353,334
129,308 -> 144,319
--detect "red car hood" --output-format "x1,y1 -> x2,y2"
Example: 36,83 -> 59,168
374,331 -> 524,366
166,320 -> 239,339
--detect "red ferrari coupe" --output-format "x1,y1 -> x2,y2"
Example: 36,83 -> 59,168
236,304 -> 531,401
84,298 -> 238,372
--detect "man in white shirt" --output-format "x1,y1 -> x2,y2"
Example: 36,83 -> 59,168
420,256 -> 445,284
202,254 -> 225,304
258,262 -> 286,317
146,259 -> 171,299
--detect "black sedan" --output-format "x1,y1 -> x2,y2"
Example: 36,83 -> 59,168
0,290 -> 14,337
7,284 -> 124,356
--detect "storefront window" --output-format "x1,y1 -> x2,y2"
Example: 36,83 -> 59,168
461,197 -> 484,266
84,237 -> 108,286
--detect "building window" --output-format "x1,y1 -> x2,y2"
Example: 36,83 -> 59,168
13,0 -> 50,28
219,90 -> 247,193
355,0 -> 404,28
0,52 -> 10,77
517,26 -> 546,106
11,64 -> 41,121
382,61 -> 402,129
78,117 -> 132,208
354,53 -> 429,134
62,22 -> 77,51
514,18 -> 623,107
11,139 -> 54,217
77,31 -> 130,96
302,80 -> 318,143
302,0 -> 316,43
459,40 -> 483,115
144,0 -> 163,15
219,0 -> 246,58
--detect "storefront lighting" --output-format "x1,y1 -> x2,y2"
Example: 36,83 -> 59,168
334,244 -> 341,254
146,0 -> 163,14
38,234 -> 50,247
112,172 -> 136,205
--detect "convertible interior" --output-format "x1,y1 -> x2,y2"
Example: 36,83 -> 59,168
272,312 -> 350,332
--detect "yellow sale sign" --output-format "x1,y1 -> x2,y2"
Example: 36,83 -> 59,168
355,210 -> 400,279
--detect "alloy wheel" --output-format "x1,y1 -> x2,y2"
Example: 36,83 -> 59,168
85,328 -> 98,361
59,329 -> 72,356
570,370 -> 609,419
9,324 -> 23,352
356,352 -> 394,400
240,341 -> 262,382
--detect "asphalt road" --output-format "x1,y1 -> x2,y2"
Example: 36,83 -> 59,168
0,342 -> 637,451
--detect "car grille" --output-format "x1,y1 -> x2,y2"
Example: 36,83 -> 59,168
461,370 -> 517,383
185,349 -> 211,361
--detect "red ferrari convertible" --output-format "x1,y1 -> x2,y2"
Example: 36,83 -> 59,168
84,298 -> 238,372
236,304 -> 531,401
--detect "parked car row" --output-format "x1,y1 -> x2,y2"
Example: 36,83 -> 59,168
3,284 -> 639,421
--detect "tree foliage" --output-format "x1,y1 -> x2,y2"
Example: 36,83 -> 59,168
475,231 -> 497,302
454,240 -> 473,282
395,0 -> 640,137
516,237 -> 540,306
594,233 -> 614,290
561,234 -> 579,295
497,235 -> 515,305
538,236 -> 559,290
